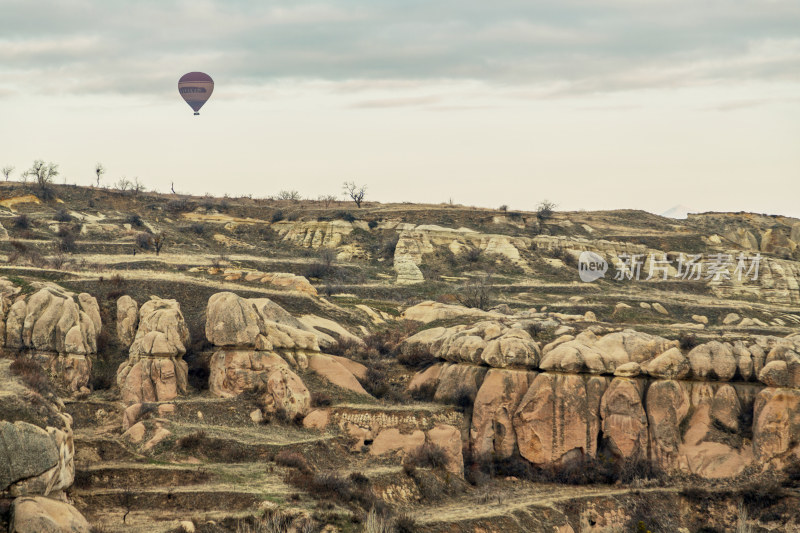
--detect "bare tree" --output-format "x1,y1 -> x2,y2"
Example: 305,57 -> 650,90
115,177 -> 131,191
130,177 -> 145,196
536,200 -> 556,221
153,233 -> 164,255
2,166 -> 13,181
25,160 -> 59,199
343,181 -> 366,208
318,194 -> 337,208
277,190 -> 301,201
456,275 -> 494,310
94,163 -> 105,187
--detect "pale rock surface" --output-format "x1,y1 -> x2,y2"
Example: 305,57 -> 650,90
307,354 -> 369,396
644,347 -> 690,379
434,364 -> 487,404
400,301 -> 504,323
10,496 -> 90,533
687,341 -> 737,381
117,298 -> 190,405
262,367 -> 311,420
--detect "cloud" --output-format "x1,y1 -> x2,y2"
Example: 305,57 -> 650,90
0,0 -> 798,98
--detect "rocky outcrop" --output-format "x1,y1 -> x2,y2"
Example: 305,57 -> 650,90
402,321 -> 540,368
2,287 -> 100,394
540,329 -> 677,375
272,220 -> 354,248
401,301 -> 505,323
116,295 -> 138,348
471,369 -> 536,460
116,298 -> 190,406
513,373 -> 607,465
600,378 -> 648,460
0,359 -> 88,531
205,292 -> 366,416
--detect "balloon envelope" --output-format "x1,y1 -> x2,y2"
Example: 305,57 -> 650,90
178,72 -> 214,115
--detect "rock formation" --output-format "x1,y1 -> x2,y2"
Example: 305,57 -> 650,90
2,286 -> 100,394
116,297 -> 190,405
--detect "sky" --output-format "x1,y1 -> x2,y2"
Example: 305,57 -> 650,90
1,0 -> 798,217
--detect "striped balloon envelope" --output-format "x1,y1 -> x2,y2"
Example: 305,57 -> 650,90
178,72 -> 214,115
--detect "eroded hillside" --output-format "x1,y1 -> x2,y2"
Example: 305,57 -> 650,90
1,181 -> 800,533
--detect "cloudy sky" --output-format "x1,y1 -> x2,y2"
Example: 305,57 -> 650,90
1,0 -> 798,216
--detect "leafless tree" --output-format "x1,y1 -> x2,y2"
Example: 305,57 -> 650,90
94,163 -> 105,187
130,177 -> 145,196
2,165 -> 13,181
456,275 -> 494,310
153,233 -> 164,255
277,190 -> 302,201
115,177 -> 131,191
25,160 -> 59,199
318,194 -> 337,208
343,181 -> 366,208
536,200 -> 557,221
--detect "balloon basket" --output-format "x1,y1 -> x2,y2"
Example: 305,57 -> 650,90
194,112 -> 200,115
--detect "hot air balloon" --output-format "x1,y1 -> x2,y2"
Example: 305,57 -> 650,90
178,72 -> 214,115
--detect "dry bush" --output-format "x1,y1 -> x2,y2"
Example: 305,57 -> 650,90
311,391 -> 332,407
274,450 -> 311,473
397,345 -> 436,369
410,382 -> 437,402
12,214 -> 31,229
136,232 -> 153,249
10,357 -> 51,396
54,209 -> 72,222
456,275 -> 494,310
176,430 -> 207,449
405,443 -> 449,470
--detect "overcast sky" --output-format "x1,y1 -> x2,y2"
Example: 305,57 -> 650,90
1,0 -> 798,217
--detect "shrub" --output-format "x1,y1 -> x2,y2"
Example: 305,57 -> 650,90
397,345 -> 436,369
12,214 -> 31,229
454,385 -> 474,411
188,223 -> 205,235
498,204 -> 508,212
304,249 -> 337,279
679,332 -> 699,350
362,366 -> 390,399
406,443 -> 449,470
176,430 -> 207,449
136,232 -> 153,249
274,450 -> 311,473
58,230 -> 77,253
410,382 -> 437,402
536,200 -> 556,221
367,220 -> 378,229
311,391 -> 332,407
463,247 -> 482,263
334,210 -> 356,222
126,214 -> 144,227
10,357 -> 51,396
270,210 -> 285,223
456,275 -> 494,310
394,514 -> 417,533
54,209 -> 72,222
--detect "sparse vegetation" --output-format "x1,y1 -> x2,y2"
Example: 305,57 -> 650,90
343,181 -> 367,208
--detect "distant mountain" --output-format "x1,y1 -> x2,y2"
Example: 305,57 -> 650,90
660,204 -> 694,219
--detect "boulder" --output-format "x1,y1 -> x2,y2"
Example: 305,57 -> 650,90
652,303 -> 669,315
513,373 -> 606,465
471,369 -> 536,460
370,429 -> 425,456
10,496 -> 90,533
722,313 -> 741,325
400,301 -> 503,323
262,367 -> 311,420
644,347 -> 690,379
0,421 -> 59,493
759,360 -> 790,388
402,320 -> 540,368
434,364 -> 488,404
116,295 -> 138,348
613,362 -> 640,377
687,342 -> 737,381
